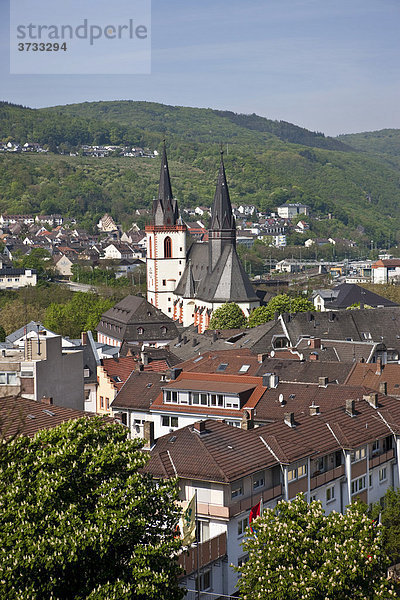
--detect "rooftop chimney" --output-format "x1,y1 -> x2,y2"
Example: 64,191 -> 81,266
41,396 -> 53,405
284,412 -> 295,428
364,392 -> 379,409
310,338 -> 321,349
183,335 -> 188,345
346,399 -> 356,417
178,333 -> 182,343
309,352 -> 319,361
241,410 -> 254,430
376,358 -> 383,376
212,332 -> 217,342
193,420 -> 206,434
143,421 -> 155,449
257,353 -> 267,364
309,404 -> 320,416
318,376 -> 328,387
328,311 -> 335,322
81,331 -> 88,345
379,381 -> 387,395
192,337 -> 198,347
140,351 -> 149,366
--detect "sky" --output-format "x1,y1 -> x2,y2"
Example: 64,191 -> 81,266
1,0 -> 399,136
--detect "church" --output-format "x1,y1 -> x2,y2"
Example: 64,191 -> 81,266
146,145 -> 260,333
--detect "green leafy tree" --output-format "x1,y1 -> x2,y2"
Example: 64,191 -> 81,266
236,494 -> 394,600
44,292 -> 114,338
372,487 -> 400,565
248,294 -> 314,327
0,417 -> 184,600
15,248 -> 52,279
208,302 -> 247,330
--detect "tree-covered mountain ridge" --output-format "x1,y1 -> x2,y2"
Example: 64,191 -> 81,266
0,100 -> 400,244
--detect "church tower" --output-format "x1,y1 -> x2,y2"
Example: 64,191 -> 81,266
146,143 -> 187,316
208,151 -> 236,272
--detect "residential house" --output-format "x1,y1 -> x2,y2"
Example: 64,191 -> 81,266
96,295 -> 179,348
277,203 -> 309,219
144,388 -> 400,597
0,335 -> 84,410
96,356 -> 136,414
372,259 -> 400,284
312,283 -> 398,311
102,243 -> 135,261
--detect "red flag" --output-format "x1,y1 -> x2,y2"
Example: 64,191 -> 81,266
249,500 -> 263,533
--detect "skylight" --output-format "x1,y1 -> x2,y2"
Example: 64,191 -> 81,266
217,363 -> 228,372
193,356 -> 203,363
42,409 -> 55,417
239,364 -> 250,373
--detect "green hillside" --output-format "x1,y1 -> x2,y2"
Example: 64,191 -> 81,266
0,100 -> 400,244
338,129 -> 400,157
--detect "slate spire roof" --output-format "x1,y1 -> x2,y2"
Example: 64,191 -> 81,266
153,142 -> 179,227
209,152 -> 235,231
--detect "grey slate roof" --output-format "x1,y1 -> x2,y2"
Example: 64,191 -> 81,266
96,295 -> 179,343
315,283 -> 398,309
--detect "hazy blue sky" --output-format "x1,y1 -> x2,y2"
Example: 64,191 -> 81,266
1,0 -> 399,135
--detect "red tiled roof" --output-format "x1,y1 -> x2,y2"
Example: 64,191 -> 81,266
345,362 -> 400,397
0,395 -> 98,438
101,357 -> 136,390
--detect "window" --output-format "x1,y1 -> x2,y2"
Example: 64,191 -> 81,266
83,368 -> 90,378
164,236 -> 172,258
369,473 -> 373,488
231,481 -> 243,499
372,440 -> 380,455
237,516 -> 248,536
288,463 -> 307,482
137,327 -> 144,335
0,372 -> 18,385
253,471 -> 265,490
196,520 -> 210,543
195,570 -> 211,592
310,494 -> 317,502
326,485 -> 335,502
100,396 -> 104,408
216,363 -> 228,372
238,554 -> 249,567
162,279 -> 166,286
351,476 -> 366,495
164,390 -> 178,403
161,415 -> 178,428
106,398 -> 110,410
239,364 -> 250,373
120,412 -> 128,426
379,467 -> 387,482
351,447 -> 366,463
192,392 -> 200,405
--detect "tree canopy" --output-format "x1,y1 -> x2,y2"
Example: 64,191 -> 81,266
236,494 -> 394,600
44,292 -> 114,338
208,302 -> 247,330
0,417 -> 183,600
248,294 -> 314,327
372,487 -> 400,566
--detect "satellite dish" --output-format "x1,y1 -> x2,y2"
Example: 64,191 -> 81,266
271,350 -> 275,357
279,393 -> 284,405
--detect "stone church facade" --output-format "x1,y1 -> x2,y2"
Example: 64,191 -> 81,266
146,145 -> 259,332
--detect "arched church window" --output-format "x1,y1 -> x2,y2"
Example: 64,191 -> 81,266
164,236 -> 172,258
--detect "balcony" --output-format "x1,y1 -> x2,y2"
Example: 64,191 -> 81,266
310,465 -> 345,490
370,448 -> 395,469
229,484 -> 282,517
178,532 -> 227,576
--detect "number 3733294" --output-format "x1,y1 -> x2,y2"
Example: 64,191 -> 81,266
18,42 -> 67,51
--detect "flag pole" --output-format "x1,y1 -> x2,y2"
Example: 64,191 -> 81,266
195,489 -> 200,600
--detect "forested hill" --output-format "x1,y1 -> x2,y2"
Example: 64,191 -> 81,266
338,129 -> 400,157
1,100 -> 400,244
1,100 -> 350,151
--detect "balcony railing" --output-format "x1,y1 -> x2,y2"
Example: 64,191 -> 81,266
179,532 -> 227,576
370,448 -> 395,469
229,484 -> 282,517
310,465 -> 345,490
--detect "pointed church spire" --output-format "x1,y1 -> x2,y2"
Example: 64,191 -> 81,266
153,141 -> 179,226
210,150 -> 235,231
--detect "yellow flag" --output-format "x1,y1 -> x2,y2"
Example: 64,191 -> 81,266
179,495 -> 196,546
